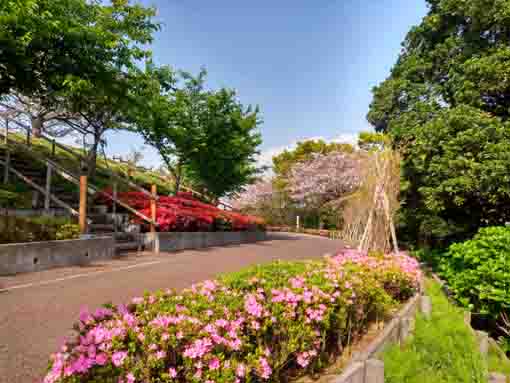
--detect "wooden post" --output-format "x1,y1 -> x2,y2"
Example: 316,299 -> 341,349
112,182 -> 117,233
4,118 -> 8,144
26,129 -> 31,146
51,139 -> 56,157
44,163 -> 52,212
3,150 -> 9,184
79,175 -> 88,234
150,184 -> 157,233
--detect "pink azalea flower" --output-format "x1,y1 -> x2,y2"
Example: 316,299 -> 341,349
209,357 -> 220,370
168,367 -> 177,378
111,351 -> 128,367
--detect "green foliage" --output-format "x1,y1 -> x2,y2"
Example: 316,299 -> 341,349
0,188 -> 17,206
0,0 -> 158,97
133,69 -> 262,198
357,131 -> 390,151
55,223 -> 80,240
272,139 -> 354,180
438,226 -> 510,320
383,279 -> 486,383
368,0 -> 510,245
0,215 -> 79,243
489,340 -> 510,375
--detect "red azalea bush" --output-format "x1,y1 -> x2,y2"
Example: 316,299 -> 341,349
44,250 -> 421,383
97,190 -> 264,232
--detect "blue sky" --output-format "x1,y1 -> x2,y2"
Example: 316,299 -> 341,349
104,0 -> 429,168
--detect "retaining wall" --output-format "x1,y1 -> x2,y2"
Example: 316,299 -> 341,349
331,292 -> 422,383
0,236 -> 115,276
143,231 -> 267,253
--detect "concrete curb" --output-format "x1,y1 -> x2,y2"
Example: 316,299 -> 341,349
332,292 -> 423,383
142,231 -> 268,254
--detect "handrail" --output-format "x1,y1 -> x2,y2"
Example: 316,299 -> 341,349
0,127 -> 158,226
3,116 -> 234,210
4,117 -> 156,200
0,159 -> 80,216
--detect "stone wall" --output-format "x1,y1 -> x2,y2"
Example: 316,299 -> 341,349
143,231 -> 267,253
0,237 -> 115,276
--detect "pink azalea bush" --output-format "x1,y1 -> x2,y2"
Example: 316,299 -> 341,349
44,250 -> 420,383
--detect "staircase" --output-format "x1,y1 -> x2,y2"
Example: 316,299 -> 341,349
0,145 -> 143,253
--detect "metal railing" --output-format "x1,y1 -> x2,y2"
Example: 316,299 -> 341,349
0,119 -> 158,227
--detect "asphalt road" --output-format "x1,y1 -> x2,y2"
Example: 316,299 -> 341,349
0,233 -> 343,383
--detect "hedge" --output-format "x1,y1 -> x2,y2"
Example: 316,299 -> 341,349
97,191 -> 265,232
0,215 -> 80,244
438,226 -> 510,320
44,250 -> 420,383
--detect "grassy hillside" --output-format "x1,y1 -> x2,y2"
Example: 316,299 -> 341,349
0,133 -> 178,210
0,133 -> 175,201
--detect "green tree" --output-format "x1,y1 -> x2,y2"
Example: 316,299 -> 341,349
272,139 -> 353,180
367,0 -> 510,245
132,69 -> 262,198
185,88 -> 263,198
0,0 -> 158,96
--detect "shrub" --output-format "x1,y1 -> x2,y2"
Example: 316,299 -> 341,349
97,190 -> 265,232
56,223 -> 81,240
439,226 -> 510,320
0,215 -> 79,243
44,250 -> 420,383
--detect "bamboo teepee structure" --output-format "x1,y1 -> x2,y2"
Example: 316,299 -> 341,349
339,149 -> 400,254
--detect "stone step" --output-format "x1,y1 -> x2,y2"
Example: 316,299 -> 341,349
89,223 -> 115,232
114,232 -> 138,242
115,241 -> 141,252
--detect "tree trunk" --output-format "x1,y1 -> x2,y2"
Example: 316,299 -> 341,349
86,132 -> 101,179
174,174 -> 181,195
173,162 -> 183,195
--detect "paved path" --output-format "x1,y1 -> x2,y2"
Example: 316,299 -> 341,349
0,233 -> 343,383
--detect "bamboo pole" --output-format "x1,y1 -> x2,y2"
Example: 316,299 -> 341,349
150,184 -> 157,233
79,175 -> 88,234
382,191 -> 399,253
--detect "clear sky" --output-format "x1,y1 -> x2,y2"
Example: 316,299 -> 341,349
104,0 -> 429,168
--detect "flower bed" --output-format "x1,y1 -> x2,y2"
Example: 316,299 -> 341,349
44,250 -> 421,383
98,190 -> 264,232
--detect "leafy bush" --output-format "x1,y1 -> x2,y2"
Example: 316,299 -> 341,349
0,215 -> 79,243
44,250 -> 420,383
97,190 -> 265,232
56,223 -> 81,240
438,226 -> 510,320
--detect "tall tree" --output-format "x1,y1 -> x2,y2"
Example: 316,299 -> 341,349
185,88 -> 263,198
367,0 -> 510,245
0,0 -> 158,98
132,69 -> 262,198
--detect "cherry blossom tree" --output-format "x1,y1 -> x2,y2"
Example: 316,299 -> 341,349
231,179 -> 274,210
287,151 -> 363,205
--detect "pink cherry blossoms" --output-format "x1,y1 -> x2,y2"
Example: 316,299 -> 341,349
231,179 -> 274,209
287,152 -> 363,203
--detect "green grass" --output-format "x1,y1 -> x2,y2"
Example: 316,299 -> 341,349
383,279 -> 487,383
489,341 -> 510,375
1,133 -> 174,194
